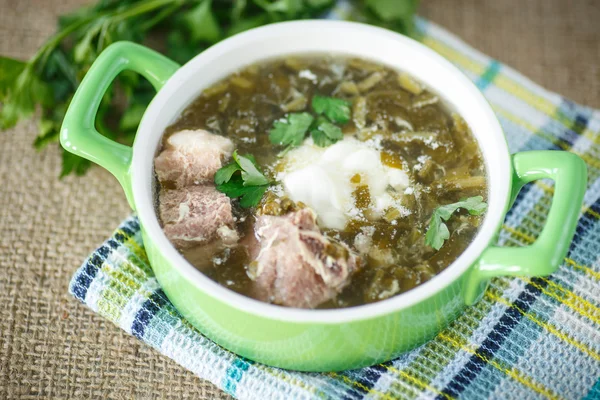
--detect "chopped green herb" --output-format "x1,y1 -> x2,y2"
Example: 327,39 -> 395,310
233,151 -> 270,186
216,175 -> 269,208
270,97 -> 350,149
425,196 -> 487,250
215,150 -> 270,208
268,112 -> 314,148
182,0 -> 221,43
311,130 -> 333,147
238,184 -> 270,208
311,117 -> 343,147
312,95 -> 352,124
214,162 -> 241,185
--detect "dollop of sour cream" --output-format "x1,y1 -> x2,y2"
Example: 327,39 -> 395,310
278,137 -> 410,230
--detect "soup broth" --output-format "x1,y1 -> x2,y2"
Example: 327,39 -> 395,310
155,55 -> 488,309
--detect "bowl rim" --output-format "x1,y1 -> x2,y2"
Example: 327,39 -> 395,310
131,20 -> 511,324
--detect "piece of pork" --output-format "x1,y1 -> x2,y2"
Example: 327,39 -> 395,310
159,185 -> 238,250
247,208 -> 360,308
154,129 -> 234,188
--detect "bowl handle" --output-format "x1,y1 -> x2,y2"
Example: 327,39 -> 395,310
464,150 -> 587,305
60,41 -> 180,209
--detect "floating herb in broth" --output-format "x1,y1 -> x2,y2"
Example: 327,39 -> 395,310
215,151 -> 270,208
156,55 -> 488,309
425,196 -> 488,250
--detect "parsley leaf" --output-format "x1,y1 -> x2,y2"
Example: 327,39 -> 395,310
0,56 -> 26,97
269,112 -> 314,147
311,117 -> 343,147
435,196 -> 488,219
351,0 -> 420,38
215,175 -> 250,197
214,162 -> 241,185
216,175 -> 270,208
312,95 -> 352,124
182,0 -> 222,43
215,150 -> 270,208
233,151 -> 270,186
425,216 -> 450,251
366,0 -> 419,22
425,196 -> 488,250
238,184 -> 270,208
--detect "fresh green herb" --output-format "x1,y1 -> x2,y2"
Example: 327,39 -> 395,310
232,150 -> 270,186
349,0 -> 420,38
311,116 -> 343,147
269,95 -> 350,149
0,0 -> 418,178
366,0 -> 419,22
215,150 -> 270,208
312,95 -> 352,124
218,177 -> 269,208
214,161 -> 241,185
425,196 -> 487,250
269,112 -> 314,147
182,0 -> 221,44
0,57 -> 27,97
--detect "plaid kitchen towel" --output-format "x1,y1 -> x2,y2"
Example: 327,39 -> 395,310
69,6 -> 600,400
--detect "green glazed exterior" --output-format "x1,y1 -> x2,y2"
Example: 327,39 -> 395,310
145,231 -> 469,371
61,41 -> 588,371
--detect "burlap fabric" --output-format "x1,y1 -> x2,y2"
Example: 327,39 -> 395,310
0,0 -> 598,398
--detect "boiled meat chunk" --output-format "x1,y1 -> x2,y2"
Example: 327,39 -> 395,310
248,208 -> 360,308
154,129 -> 238,250
155,129 -> 234,188
159,186 -> 238,250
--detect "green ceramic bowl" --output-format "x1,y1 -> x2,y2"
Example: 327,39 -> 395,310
60,21 -> 587,372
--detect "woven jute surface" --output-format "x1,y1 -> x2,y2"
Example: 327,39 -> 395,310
0,0 -> 598,398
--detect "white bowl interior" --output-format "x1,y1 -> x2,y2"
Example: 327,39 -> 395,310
132,20 -> 510,323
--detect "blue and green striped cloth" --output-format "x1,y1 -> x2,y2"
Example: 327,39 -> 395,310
70,6 -> 600,400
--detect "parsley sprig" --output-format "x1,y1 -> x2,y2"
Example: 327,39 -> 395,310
310,116 -> 343,147
215,151 -> 270,208
268,95 -> 350,150
0,0 -> 417,178
268,112 -> 314,148
425,196 -> 488,250
312,95 -> 351,124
